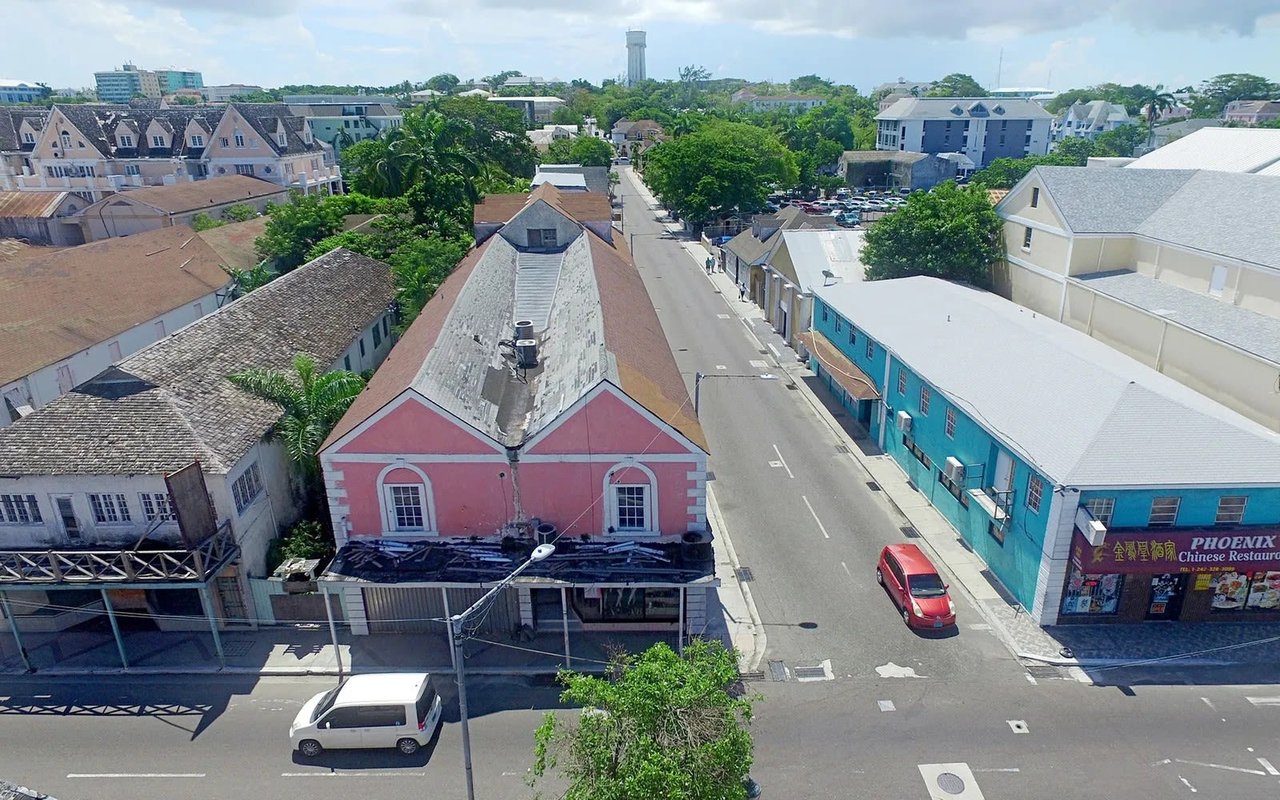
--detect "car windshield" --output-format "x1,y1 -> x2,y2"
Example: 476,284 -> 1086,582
312,687 -> 340,722
909,573 -> 947,598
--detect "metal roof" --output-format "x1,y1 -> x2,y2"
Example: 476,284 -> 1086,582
1075,270 -> 1280,365
814,277 -> 1280,487
876,97 -> 1053,121
1127,127 -> 1280,173
777,230 -> 866,293
0,191 -> 71,219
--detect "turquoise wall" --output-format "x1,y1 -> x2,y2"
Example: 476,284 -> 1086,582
1079,487 -> 1280,529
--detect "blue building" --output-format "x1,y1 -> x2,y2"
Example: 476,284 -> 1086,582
811,277 -> 1280,626
0,80 -> 51,105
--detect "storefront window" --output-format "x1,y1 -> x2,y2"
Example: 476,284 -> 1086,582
1061,568 -> 1124,615
1212,571 -> 1280,612
572,588 -> 681,622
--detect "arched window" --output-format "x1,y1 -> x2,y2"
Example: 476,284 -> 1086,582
376,463 -> 436,535
603,462 -> 658,535
59,131 -> 72,148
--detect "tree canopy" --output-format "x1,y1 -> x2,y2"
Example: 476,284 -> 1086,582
643,121 -> 797,227
531,640 -> 755,800
927,73 -> 987,97
545,135 -> 615,166
425,73 -> 460,94
861,182 -> 1002,287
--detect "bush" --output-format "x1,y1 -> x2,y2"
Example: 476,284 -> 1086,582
266,519 -> 335,574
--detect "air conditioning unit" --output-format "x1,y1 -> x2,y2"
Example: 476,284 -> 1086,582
895,410 -> 912,432
943,456 -> 965,484
1074,506 -> 1107,545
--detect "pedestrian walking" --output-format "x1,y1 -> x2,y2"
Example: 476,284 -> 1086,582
739,283 -> 747,302
705,256 -> 714,274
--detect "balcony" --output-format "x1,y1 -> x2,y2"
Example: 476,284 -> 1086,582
968,487 -> 1014,524
0,521 -> 238,587
15,172 -> 146,193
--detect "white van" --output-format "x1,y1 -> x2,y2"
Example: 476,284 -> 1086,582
290,673 -> 442,757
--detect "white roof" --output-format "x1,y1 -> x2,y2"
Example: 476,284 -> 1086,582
0,80 -> 42,89
336,673 -> 429,705
778,230 -> 866,292
1127,127 -> 1280,174
532,171 -> 587,188
814,277 -> 1280,488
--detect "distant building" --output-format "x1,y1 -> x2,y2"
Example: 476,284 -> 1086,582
990,87 -> 1053,99
94,64 -> 203,103
875,97 -> 1052,167
503,76 -> 558,88
1052,100 -> 1131,142
201,84 -> 264,103
286,99 -> 402,155
626,30 -> 647,86
73,174 -> 284,241
0,80 -> 51,105
731,89 -> 826,113
487,95 -> 565,124
873,78 -> 934,96
0,190 -> 84,245
837,150 -> 961,191
1223,99 -> 1280,126
408,88 -> 442,103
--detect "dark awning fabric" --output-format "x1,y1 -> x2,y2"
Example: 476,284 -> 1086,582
797,331 -> 881,401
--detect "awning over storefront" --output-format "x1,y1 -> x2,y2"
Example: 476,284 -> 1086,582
1071,527 -> 1280,575
797,331 -> 881,401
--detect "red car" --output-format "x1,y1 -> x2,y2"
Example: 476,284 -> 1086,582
877,544 -> 956,628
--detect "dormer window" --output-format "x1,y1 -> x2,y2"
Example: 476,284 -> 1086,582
234,131 -> 245,148
59,131 -> 71,148
950,104 -> 963,115
151,135 -> 166,148
528,228 -> 557,248
190,134 -> 204,147
119,134 -> 134,147
277,133 -> 287,147
22,132 -> 35,144
993,105 -> 1005,114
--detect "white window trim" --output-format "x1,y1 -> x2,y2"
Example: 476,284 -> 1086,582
232,462 -> 264,515
603,461 -> 658,535
376,462 -> 437,536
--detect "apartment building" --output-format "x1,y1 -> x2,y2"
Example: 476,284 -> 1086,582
876,97 -> 1052,167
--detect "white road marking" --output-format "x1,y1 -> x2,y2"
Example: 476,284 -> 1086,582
281,772 -> 421,778
1247,696 -> 1280,706
1025,674 -> 1038,685
1201,697 -> 1216,711
1007,720 -> 1029,733
1257,757 -> 1279,776
801,495 -> 830,539
717,313 -> 730,319
972,768 -> 1021,773
878,700 -> 896,712
841,561 -> 852,577
749,359 -> 769,368
768,343 -> 781,358
1152,759 -> 1172,766
1173,759 -> 1267,776
68,773 -> 206,779
771,444 -> 794,478
1179,776 -> 1197,793
875,662 -> 925,678
715,364 -> 727,370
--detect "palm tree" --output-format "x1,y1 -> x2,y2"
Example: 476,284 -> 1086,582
1143,87 -> 1176,150
228,354 -> 366,481
368,107 -> 481,201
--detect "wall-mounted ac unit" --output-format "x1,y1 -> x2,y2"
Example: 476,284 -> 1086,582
943,456 -> 965,484
1075,506 -> 1108,545
896,410 -> 912,432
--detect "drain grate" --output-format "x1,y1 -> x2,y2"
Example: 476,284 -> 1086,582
738,670 -> 766,682
767,660 -> 787,682
1025,664 -> 1063,680
735,566 -> 755,583
792,664 -> 830,681
704,470 -> 715,481
758,349 -> 769,355
866,481 -> 881,491
936,772 -> 967,795
900,525 -> 921,538
785,382 -> 798,390
835,445 -> 851,454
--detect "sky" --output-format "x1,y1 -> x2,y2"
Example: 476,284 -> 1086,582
7,0 -> 1280,94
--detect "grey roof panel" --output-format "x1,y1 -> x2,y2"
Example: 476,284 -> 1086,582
1030,165 -> 1196,234
877,96 -> 1054,121
814,277 -> 1280,487
1076,270 -> 1280,364
1134,170 -> 1280,270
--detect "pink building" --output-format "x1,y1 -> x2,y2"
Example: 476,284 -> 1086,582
319,185 -> 715,644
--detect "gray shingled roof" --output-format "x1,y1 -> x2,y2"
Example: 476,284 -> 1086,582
1076,270 -> 1280,365
724,206 -> 836,265
814,277 -> 1280,487
52,104 -> 225,160
876,97 -> 1053,121
1027,166 -> 1280,269
0,249 -> 394,476
233,103 -> 326,156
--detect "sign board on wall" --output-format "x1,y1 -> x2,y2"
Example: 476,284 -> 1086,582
166,462 -> 218,546
1072,528 -> 1280,575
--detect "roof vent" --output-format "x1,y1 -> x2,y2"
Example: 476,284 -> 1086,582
514,319 -> 534,341
515,339 -> 539,369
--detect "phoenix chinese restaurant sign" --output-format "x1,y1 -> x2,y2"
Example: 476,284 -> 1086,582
1071,528 -> 1280,575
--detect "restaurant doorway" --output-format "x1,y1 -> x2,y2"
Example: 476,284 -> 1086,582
1145,574 -> 1187,620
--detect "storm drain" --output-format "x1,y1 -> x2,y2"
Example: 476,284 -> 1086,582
866,481 -> 881,491
792,662 -> 834,682
738,670 -> 767,682
936,772 -> 967,795
1024,664 -> 1064,680
785,382 -> 798,390
835,445 -> 851,454
734,567 -> 755,583
220,639 -> 256,658
901,526 -> 921,538
705,470 -> 715,481
767,660 -> 788,682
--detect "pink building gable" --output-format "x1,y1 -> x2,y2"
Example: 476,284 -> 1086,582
525,385 -> 698,457
333,392 -> 504,456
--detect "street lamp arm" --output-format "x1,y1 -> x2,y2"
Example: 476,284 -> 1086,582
455,554 -> 541,623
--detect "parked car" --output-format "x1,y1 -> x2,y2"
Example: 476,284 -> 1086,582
290,673 -> 442,757
836,212 -> 861,227
876,544 -> 956,628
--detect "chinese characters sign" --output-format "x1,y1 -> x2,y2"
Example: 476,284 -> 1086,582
1071,528 -> 1280,575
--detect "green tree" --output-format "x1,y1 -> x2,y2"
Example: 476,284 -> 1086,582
531,639 -> 754,800
228,353 -> 366,479
1195,72 -> 1279,115
544,135 -> 614,166
927,73 -> 987,97
388,237 -> 470,326
1094,124 -> 1147,157
425,73 -> 460,94
790,74 -> 835,94
861,182 -> 1002,287
256,191 -> 345,270
1053,136 -> 1097,165
643,121 -> 797,228
170,95 -> 198,106
434,96 -> 537,178
190,212 -> 222,232
221,259 -> 276,295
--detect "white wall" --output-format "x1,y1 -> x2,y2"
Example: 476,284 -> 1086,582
2,287 -> 227,426
0,474 -> 189,549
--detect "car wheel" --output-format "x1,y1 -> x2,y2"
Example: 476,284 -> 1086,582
875,568 -> 884,586
902,607 -> 912,626
298,739 -> 322,757
397,737 -> 420,756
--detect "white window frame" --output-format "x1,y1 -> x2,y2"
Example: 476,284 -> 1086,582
1022,226 -> 1033,251
1085,497 -> 1114,527
1026,475 -> 1044,513
919,385 -> 931,415
385,484 -> 427,532
125,164 -> 140,176
0,494 -> 42,525
139,492 -> 176,523
151,135 -> 166,148
234,132 -> 246,148
231,462 -> 264,514
119,134 -> 133,147
1148,496 -> 1180,528
1215,496 -> 1247,526
190,134 -> 204,147
897,369 -> 907,395
21,132 -> 35,144
944,407 -> 956,438
235,164 -> 254,176
604,462 -> 657,535
89,493 -> 132,524
376,463 -> 437,535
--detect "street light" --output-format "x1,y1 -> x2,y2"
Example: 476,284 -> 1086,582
450,542 -> 555,800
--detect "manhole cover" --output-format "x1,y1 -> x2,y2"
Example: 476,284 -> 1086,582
768,660 -> 787,682
936,772 -> 966,795
901,526 -> 921,538
735,566 -> 754,582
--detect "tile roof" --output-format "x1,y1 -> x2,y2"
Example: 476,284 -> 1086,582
97,175 -> 285,214
195,215 -> 269,269
0,191 -> 72,219
1076,270 -> 1280,365
1022,166 -> 1280,269
0,225 -> 232,384
326,203 -> 704,453
0,248 -> 395,475
815,277 -> 1280,487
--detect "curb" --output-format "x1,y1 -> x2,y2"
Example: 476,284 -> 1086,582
0,664 -> 603,679
707,484 -> 767,673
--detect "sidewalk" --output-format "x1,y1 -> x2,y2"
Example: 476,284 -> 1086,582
625,170 -> 1280,673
